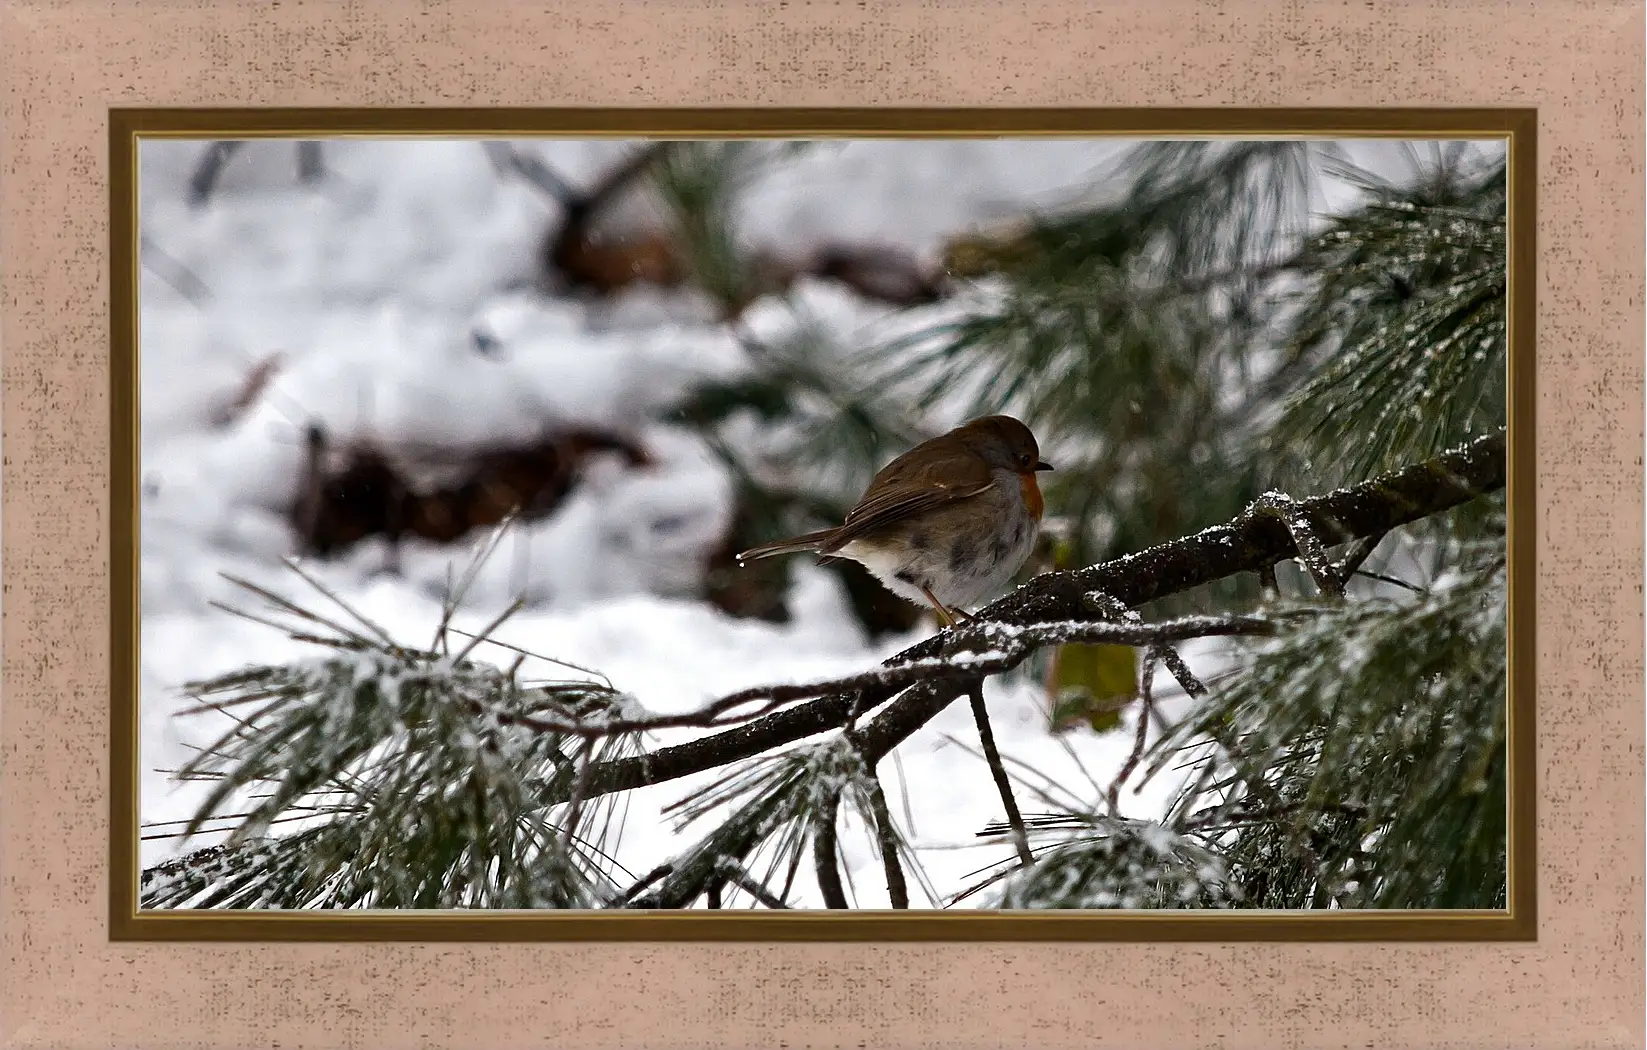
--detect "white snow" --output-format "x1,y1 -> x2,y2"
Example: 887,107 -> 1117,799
136,135 -> 1499,909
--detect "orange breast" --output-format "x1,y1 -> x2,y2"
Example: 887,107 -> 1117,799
1017,471 -> 1044,520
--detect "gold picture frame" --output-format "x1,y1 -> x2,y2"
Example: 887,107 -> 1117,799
110,107 -> 1537,943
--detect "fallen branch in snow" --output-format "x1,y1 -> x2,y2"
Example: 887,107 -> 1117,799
187,140 -> 327,208
803,242 -> 950,307
501,139 -> 954,310
287,423 -> 651,558
139,233 -> 214,304
540,142 -> 683,294
207,352 -> 287,429
561,428 -> 1507,799
482,141 -> 581,206
188,141 -> 246,207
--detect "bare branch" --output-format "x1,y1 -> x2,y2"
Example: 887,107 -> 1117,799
1108,647 -> 1160,814
1247,491 -> 1347,598
139,233 -> 213,304
713,858 -> 791,909
466,614 -> 1270,741
968,682 -> 1035,869
482,142 -> 579,205
846,430 -> 1506,770
525,431 -> 1506,804
813,789 -> 848,909
611,863 -> 673,905
863,770 -> 910,908
1335,530 -> 1388,585
296,141 -> 325,184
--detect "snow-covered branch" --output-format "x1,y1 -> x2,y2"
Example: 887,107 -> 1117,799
566,428 -> 1506,798
510,614 -> 1272,738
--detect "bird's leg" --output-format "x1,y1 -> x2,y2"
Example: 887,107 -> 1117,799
918,585 -> 958,629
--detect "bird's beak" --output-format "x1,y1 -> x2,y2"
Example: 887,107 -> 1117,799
1034,461 -> 1054,472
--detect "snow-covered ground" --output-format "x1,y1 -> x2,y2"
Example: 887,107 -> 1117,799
136,136 -> 1496,908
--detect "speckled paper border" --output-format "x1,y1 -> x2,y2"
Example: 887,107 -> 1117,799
3,2 -> 1641,1047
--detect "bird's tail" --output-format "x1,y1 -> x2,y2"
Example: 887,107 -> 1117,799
735,528 -> 840,565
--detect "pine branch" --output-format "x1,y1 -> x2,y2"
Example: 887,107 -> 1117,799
1157,538 -> 1509,909
148,431 -> 1507,897
538,141 -> 677,289
556,428 -> 1505,802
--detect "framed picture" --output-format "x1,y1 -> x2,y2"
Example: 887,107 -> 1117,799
4,3 -> 1638,1048
114,110 -> 1534,939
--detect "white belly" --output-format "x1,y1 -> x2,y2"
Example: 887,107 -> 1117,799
838,497 -> 1039,613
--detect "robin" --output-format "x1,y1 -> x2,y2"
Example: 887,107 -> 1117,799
736,415 -> 1053,627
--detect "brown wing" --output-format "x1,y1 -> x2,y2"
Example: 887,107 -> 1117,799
821,445 -> 994,553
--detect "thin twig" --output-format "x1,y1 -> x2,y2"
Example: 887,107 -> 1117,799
713,858 -> 792,909
139,233 -> 213,304
1156,645 -> 1207,700
937,733 -> 1084,819
813,789 -> 848,909
863,770 -> 909,908
613,863 -> 674,905
1248,491 -> 1347,598
1109,646 -> 1161,814
1258,563 -> 1280,598
967,681 -> 1034,869
1334,530 -> 1388,585
188,140 -> 245,207
447,597 -> 527,667
296,141 -> 325,183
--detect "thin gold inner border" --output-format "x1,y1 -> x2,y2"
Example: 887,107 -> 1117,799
109,107 -> 1536,942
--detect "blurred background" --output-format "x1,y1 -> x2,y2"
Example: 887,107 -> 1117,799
137,136 -> 1508,904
